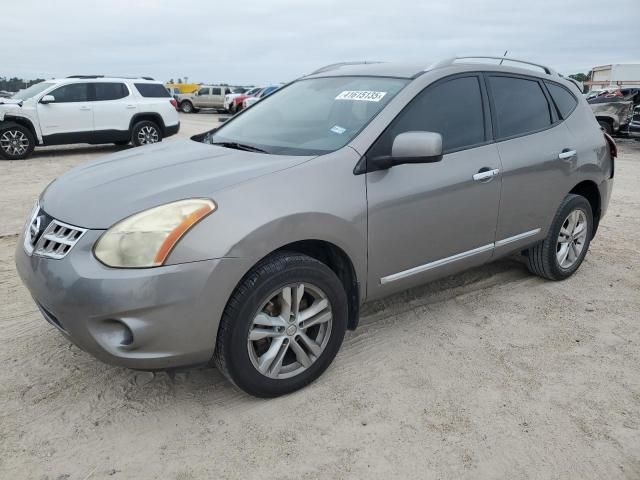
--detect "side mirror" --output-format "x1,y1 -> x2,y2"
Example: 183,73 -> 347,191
40,95 -> 55,104
369,131 -> 443,172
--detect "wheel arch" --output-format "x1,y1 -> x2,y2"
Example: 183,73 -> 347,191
569,180 -> 601,236
2,116 -> 39,143
129,113 -> 166,134
275,240 -> 361,331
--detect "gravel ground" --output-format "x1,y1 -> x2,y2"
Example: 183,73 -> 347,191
0,116 -> 639,479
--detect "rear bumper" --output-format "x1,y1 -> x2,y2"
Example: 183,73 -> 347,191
165,122 -> 180,137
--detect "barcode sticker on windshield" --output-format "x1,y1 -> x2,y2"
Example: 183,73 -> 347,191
335,91 -> 387,102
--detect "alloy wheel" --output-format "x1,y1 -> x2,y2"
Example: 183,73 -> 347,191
0,129 -> 29,156
556,209 -> 588,269
137,126 -> 159,145
247,283 -> 333,379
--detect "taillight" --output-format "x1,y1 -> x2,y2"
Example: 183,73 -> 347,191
603,131 -> 617,158
170,98 -> 178,110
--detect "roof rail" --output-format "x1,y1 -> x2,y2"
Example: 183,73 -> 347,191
429,56 -> 558,76
308,61 -> 384,75
66,75 -> 156,80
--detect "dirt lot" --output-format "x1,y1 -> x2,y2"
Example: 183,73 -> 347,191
1,115 -> 639,479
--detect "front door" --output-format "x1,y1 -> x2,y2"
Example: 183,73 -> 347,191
37,82 -> 94,143
366,74 -> 502,299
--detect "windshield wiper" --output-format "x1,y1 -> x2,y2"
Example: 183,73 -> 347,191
211,141 -> 267,153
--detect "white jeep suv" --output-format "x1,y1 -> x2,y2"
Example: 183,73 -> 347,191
0,76 -> 180,160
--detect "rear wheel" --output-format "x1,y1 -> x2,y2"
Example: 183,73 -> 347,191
214,251 -> 348,397
180,101 -> 194,113
0,123 -> 35,160
131,121 -> 162,147
526,194 -> 593,280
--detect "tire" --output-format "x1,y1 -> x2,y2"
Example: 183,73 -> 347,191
229,103 -> 237,114
131,120 -> 162,147
526,194 -> 593,281
214,251 -> 348,397
180,101 -> 194,113
0,123 -> 35,160
598,120 -> 613,135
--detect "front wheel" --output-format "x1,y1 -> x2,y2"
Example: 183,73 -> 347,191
214,252 -> 348,397
131,121 -> 162,147
526,194 -> 593,280
0,123 -> 35,160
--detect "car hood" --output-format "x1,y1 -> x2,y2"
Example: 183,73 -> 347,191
41,139 -> 312,229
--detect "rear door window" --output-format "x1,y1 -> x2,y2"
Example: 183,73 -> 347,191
211,87 -> 222,95
50,83 -> 90,103
135,83 -> 171,98
545,81 -> 578,119
368,75 -> 486,156
488,76 -> 552,139
94,82 -> 129,101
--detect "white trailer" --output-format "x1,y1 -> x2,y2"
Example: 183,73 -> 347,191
586,63 -> 640,91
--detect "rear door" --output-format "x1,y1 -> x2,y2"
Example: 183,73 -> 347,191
91,82 -> 134,136
210,87 -> 225,108
37,82 -> 94,142
366,74 -> 503,298
487,74 -> 576,255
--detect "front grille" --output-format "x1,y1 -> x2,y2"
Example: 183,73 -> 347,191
24,203 -> 86,259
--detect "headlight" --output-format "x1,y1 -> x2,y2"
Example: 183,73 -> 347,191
94,199 -> 215,268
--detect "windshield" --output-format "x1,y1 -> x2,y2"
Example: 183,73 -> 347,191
12,82 -> 54,101
207,76 -> 408,155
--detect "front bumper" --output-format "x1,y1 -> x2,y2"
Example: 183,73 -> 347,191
15,228 -> 248,370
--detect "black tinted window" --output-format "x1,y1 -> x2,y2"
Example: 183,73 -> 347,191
546,82 -> 578,119
489,76 -> 552,138
135,83 -> 171,98
51,83 -> 89,103
94,83 -> 128,101
197,88 -> 209,96
211,87 -> 221,95
369,76 -> 485,156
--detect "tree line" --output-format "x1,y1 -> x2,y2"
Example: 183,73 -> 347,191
0,76 -> 46,93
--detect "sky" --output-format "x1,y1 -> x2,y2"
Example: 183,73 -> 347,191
1,0 -> 639,85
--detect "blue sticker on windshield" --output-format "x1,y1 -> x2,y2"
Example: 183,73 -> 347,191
330,125 -> 346,135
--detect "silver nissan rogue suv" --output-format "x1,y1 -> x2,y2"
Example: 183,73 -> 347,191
16,57 -> 616,397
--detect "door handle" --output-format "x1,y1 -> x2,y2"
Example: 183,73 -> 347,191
126,105 -> 136,109
473,168 -> 500,182
79,106 -> 91,111
558,149 -> 577,160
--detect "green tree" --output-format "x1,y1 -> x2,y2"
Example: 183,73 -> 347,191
569,73 -> 588,82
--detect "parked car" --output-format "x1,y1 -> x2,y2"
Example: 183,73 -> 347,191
229,87 -> 261,113
176,85 -> 235,113
0,76 -> 180,160
16,57 -> 615,397
587,87 -> 640,135
628,104 -> 640,140
0,90 -> 14,98
224,87 -> 258,113
242,85 -> 279,109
